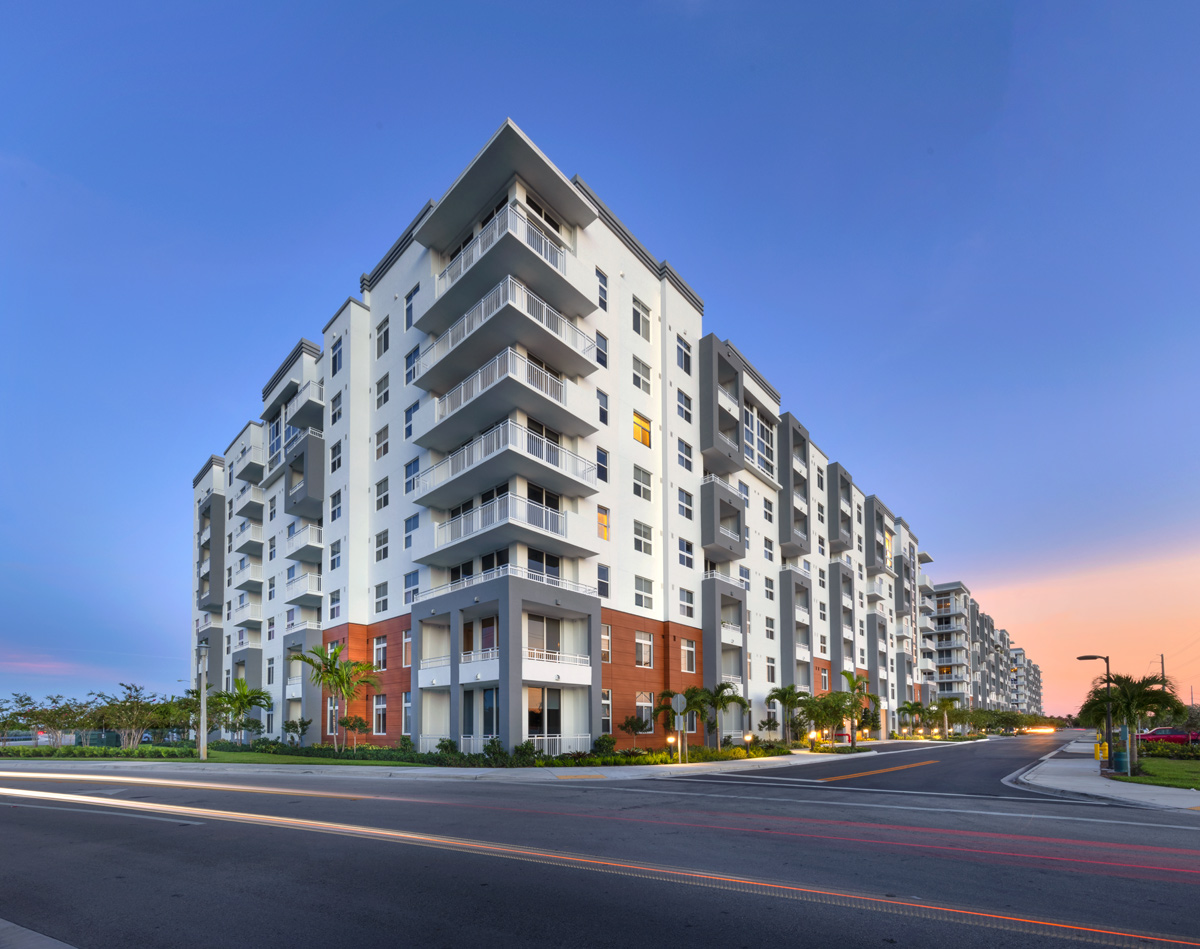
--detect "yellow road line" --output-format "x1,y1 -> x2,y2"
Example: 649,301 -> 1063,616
818,760 -> 939,783
556,774 -> 605,780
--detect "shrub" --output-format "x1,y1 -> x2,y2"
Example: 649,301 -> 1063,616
435,738 -> 459,756
592,734 -> 617,755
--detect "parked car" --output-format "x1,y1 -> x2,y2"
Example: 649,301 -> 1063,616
1136,727 -> 1200,744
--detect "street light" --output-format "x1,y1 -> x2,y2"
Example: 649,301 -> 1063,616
1077,654 -> 1113,771
666,733 -> 676,762
196,639 -> 211,762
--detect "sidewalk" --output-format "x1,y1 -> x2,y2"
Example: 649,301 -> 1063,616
1016,736 -> 1200,810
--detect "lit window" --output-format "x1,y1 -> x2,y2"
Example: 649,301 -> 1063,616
597,505 -> 610,540
633,412 -> 651,447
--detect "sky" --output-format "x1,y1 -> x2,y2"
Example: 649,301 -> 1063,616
1,1 -> 1197,716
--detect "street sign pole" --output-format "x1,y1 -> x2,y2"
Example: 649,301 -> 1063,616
671,694 -> 688,765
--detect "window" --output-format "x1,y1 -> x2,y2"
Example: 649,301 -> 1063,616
375,582 -> 388,613
680,589 -> 695,619
267,618 -> 275,640
374,425 -> 389,460
376,477 -> 389,511
597,505 -> 610,540
635,576 -> 653,609
404,401 -> 418,439
678,488 -> 693,520
404,346 -> 419,384
596,268 -> 607,310
404,513 -> 418,549
633,412 -> 651,447
595,332 -> 608,368
765,577 -> 775,601
374,636 -> 387,670
327,697 -> 337,734
677,390 -> 692,423
819,601 -> 827,621
376,318 -> 390,358
330,392 -> 342,425
597,389 -> 608,424
330,540 -> 341,570
764,499 -> 773,523
677,438 -> 693,471
633,465 -> 652,501
633,520 -> 652,554
817,469 -> 825,490
268,577 -> 275,601
857,503 -> 863,524
268,537 -> 276,561
818,568 -> 826,589
375,530 -> 389,562
632,300 -> 650,340
331,338 -> 343,375
632,356 -> 651,393
329,589 -> 341,619
819,634 -> 827,650
330,490 -> 342,521
676,334 -> 692,373
527,548 -> 560,578
739,565 -> 751,589
635,631 -> 654,668
678,538 -> 694,568
680,637 -> 697,672
402,631 -> 412,668
765,616 -> 775,639
598,564 -> 610,599
403,692 -> 412,734
601,689 -> 612,733
767,657 -> 776,684
268,497 -> 276,521
764,538 -> 774,562
738,481 -> 749,501
821,668 -> 829,690
403,571 -> 419,604
376,373 -> 390,409
267,657 -> 275,685
405,458 -> 419,493
373,695 -> 387,735
405,284 -> 419,329
330,440 -> 342,473
818,535 -> 825,556
596,447 -> 608,481
636,691 -> 655,732
601,624 -> 612,662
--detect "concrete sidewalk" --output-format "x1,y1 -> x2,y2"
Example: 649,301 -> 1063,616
1016,736 -> 1200,810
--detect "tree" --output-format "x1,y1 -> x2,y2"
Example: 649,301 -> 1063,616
283,717 -> 312,747
766,684 -> 806,745
25,695 -> 80,748
617,715 -> 651,749
701,682 -> 750,746
91,684 -> 164,750
840,670 -> 880,751
339,715 -> 371,751
932,696 -> 960,738
897,700 -> 924,734
294,643 -> 379,752
1079,673 -> 1184,772
11,693 -> 36,744
213,679 -> 273,744
757,718 -> 780,740
655,686 -> 708,762
0,697 -> 18,746
799,691 -> 852,745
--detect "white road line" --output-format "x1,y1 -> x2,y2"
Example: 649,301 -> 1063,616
0,916 -> 80,949
3,801 -> 203,824
661,775 -> 1076,802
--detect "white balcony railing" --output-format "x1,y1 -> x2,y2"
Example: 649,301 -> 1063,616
235,446 -> 264,470
435,347 -> 566,425
460,734 -> 500,754
199,525 -> 211,545
197,614 -> 220,634
721,621 -> 742,634
286,618 -> 321,634
528,734 -> 590,756
231,603 -> 262,625
792,491 -> 808,512
199,558 -> 211,577
794,607 -> 811,625
792,453 -> 807,473
718,525 -> 740,542
420,735 -> 450,753
717,430 -> 738,450
435,204 -> 567,298
420,655 -> 451,669
412,563 -> 597,603
524,648 -> 590,666
783,562 -> 812,578
416,419 -> 595,495
461,648 -> 500,664
721,674 -> 742,686
285,381 -> 324,421
419,276 -> 594,375
289,479 -> 305,496
234,563 -> 262,584
286,525 -> 322,554
436,494 -> 566,548
284,427 -> 322,455
286,573 -> 322,597
286,676 -> 301,686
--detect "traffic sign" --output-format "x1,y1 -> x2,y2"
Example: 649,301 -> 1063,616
670,694 -> 687,714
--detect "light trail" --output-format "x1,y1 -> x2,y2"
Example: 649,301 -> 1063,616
0,784 -> 1196,948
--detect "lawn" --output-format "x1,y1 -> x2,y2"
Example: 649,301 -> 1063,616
203,751 -> 430,767
1112,757 -> 1200,790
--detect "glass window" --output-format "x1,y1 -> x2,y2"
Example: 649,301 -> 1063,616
405,285 -> 419,329
597,389 -> 608,424
596,447 -> 608,481
374,582 -> 388,613
375,425 -> 389,459
376,477 -> 389,510
330,338 -> 342,376
375,530 -> 389,562
597,564 -> 610,599
632,356 -> 651,393
601,624 -> 611,662
680,589 -> 694,619
636,691 -> 655,733
405,458 -> 419,493
634,576 -> 653,609
633,465 -> 652,501
374,636 -> 387,670
405,346 -> 419,384
330,440 -> 342,473
373,695 -> 387,735
329,540 -> 341,570
377,318 -> 390,358
678,538 -> 694,568
678,488 -> 693,520
403,571 -> 419,604
682,638 -> 696,672
404,513 -> 418,549
330,490 -> 342,521
595,332 -> 608,368
596,268 -> 607,311
404,401 -> 419,439
601,689 -> 612,733
677,390 -> 692,423
635,631 -> 653,668
330,392 -> 342,424
676,335 -> 691,374
677,439 -> 692,471
633,520 -> 652,554
633,412 -> 651,447
632,300 -> 650,340
597,505 -> 610,540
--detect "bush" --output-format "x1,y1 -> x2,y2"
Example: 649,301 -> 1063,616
435,738 -> 459,756
0,746 -> 197,760
592,734 -> 617,755
1139,742 -> 1200,760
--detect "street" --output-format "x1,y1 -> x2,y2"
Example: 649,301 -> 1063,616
1,735 -> 1197,948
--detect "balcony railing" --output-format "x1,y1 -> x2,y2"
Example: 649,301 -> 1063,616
416,419 -> 595,495
289,479 -> 305,496
461,648 -> 500,664
286,618 -> 321,633
435,348 -> 565,424
199,525 -> 211,546
412,563 -> 597,603
286,525 -> 322,555
717,430 -> 738,450
286,676 -> 301,686
284,427 -> 322,454
792,453 -> 807,473
783,562 -> 811,578
419,735 -> 450,753
460,734 -> 500,754
436,494 -> 566,548
528,734 -> 590,756
721,674 -> 742,686
792,491 -> 808,512
285,381 -> 323,420
286,573 -> 322,597
794,607 -> 811,625
721,621 -> 742,634
524,648 -> 590,666
435,204 -> 567,298
198,558 -> 211,577
718,525 -> 740,542
420,655 -> 451,669
419,276 -> 594,375
231,603 -> 262,625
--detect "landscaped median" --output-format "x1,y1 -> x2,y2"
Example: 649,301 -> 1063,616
1113,744 -> 1200,790
0,746 -> 196,760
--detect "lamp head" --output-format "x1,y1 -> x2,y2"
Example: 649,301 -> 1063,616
1076,655 -> 1102,661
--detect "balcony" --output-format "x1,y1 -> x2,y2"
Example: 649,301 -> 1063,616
234,484 -> 264,519
199,525 -> 211,548
792,453 -> 807,476
234,524 -> 263,555
233,446 -> 265,482
934,620 -> 967,634
918,571 -> 934,593
783,562 -> 811,580
416,276 -> 597,392
196,614 -> 221,636
286,617 -> 321,635
841,592 -> 855,612
230,602 -> 262,628
198,557 -> 211,578
831,527 -> 853,553
792,490 -> 808,514
233,563 -> 263,592
285,381 -> 324,430
524,648 -> 591,686
285,525 -> 323,563
285,572 -> 323,607
721,674 -> 743,695
720,621 -> 742,646
839,496 -> 852,516
866,579 -> 885,602
716,382 -> 739,420
418,203 -> 593,337
919,597 -> 934,615
919,615 -> 935,634
412,563 -> 597,604
703,569 -> 749,592
413,419 -> 597,509
232,632 -> 260,652
416,347 -> 595,452
868,553 -> 895,577
285,675 -> 303,700
417,494 -> 595,567
794,606 -> 811,626
795,641 -> 812,663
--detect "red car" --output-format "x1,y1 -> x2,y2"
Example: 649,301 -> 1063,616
1137,727 -> 1200,744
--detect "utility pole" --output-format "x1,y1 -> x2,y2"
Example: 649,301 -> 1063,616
1161,653 -> 1166,680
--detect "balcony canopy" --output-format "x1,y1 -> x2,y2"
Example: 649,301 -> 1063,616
415,119 -> 597,251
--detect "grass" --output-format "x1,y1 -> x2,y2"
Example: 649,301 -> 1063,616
203,751 -> 430,767
1112,757 -> 1200,790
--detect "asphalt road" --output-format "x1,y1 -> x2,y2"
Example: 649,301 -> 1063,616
1,735 -> 1197,949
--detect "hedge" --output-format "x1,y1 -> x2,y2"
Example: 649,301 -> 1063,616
0,746 -> 197,759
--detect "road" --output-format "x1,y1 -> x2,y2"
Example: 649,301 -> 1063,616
1,735 -> 1197,948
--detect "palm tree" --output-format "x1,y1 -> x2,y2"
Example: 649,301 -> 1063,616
655,686 -> 708,762
766,684 -> 806,745
1080,673 -> 1183,772
213,678 -> 272,744
799,691 -> 849,746
897,700 -> 924,735
932,696 -> 960,738
295,644 -> 380,752
840,670 -> 880,751
703,682 -> 750,746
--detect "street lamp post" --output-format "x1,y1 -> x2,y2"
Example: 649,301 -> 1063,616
1077,654 -> 1113,770
197,640 -> 211,762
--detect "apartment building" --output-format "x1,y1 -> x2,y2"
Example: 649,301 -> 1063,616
190,119 -> 1036,749
1010,646 -> 1044,715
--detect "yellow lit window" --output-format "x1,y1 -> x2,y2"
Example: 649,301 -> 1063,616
597,505 -> 610,540
633,412 -> 651,447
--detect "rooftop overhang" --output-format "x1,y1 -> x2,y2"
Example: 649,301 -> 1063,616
415,119 -> 597,251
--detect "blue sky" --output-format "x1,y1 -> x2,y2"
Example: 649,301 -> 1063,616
2,2 -> 1197,706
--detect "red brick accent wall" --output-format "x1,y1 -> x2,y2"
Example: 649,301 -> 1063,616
320,614 -> 411,747
813,657 -> 833,695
